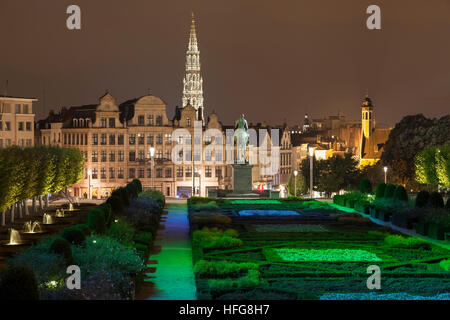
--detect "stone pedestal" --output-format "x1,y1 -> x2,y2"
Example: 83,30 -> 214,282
226,164 -> 259,198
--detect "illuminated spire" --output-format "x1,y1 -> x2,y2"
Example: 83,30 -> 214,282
182,12 -> 204,122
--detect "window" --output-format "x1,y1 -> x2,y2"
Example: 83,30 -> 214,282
101,167 -> 106,179
165,150 -> 171,160
5,139 -> 11,147
156,115 -> 163,126
118,150 -> 124,162
185,166 -> 192,177
23,104 -> 29,114
147,114 -> 154,126
215,166 -> 222,178
185,150 -> 192,162
15,104 -> 21,114
26,139 -> 32,146
109,167 -> 115,179
138,168 -> 144,178
129,134 -> 136,145
100,118 -> 107,128
0,139 -> 2,148
109,134 -> 115,145
129,151 -> 136,162
138,115 -> 145,126
101,133 -> 107,145
185,135 -> 192,145
92,151 -> 98,162
2,104 -> 11,113
129,168 -> 135,179
18,139 -> 24,147
138,150 -> 145,161
5,122 -> 10,131
138,134 -> 145,145
92,168 -> 98,179
109,151 -> 115,162
177,166 -> 183,178
156,134 -> 163,145
205,166 -> 212,178
0,121 -> 2,131
156,168 -> 163,178
147,168 -> 152,178
118,134 -> 124,145
147,135 -> 154,145
194,150 -> 201,162
101,150 -> 107,162
186,117 -> 191,127
205,150 -> 212,162
26,122 -> 32,131
92,134 -> 98,145
204,134 -> 211,144
118,167 -> 124,179
109,118 -> 115,128
216,150 -> 223,162
18,122 -> 24,131
156,150 -> 162,159
165,168 -> 172,178
165,133 -> 172,145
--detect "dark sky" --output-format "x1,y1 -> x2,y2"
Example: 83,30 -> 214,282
0,0 -> 449,126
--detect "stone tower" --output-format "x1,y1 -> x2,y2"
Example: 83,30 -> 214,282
361,94 -> 374,139
182,12 -> 204,122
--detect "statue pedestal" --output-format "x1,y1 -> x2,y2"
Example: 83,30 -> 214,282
226,164 -> 259,199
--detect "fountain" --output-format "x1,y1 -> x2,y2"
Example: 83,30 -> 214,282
43,213 -> 54,225
23,221 -> 43,234
56,209 -> 65,218
68,203 -> 74,211
7,229 -> 22,245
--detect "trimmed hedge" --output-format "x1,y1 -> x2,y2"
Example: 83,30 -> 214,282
88,208 -> 106,235
360,178 -> 372,194
384,184 -> 396,199
415,191 -> 430,208
49,237 -> 74,266
428,192 -> 444,209
60,226 -> 86,246
375,183 -> 386,199
0,265 -> 39,300
393,186 -> 408,202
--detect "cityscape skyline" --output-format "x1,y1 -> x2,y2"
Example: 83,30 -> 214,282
0,0 -> 449,126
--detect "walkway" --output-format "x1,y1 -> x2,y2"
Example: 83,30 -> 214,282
145,200 -> 197,300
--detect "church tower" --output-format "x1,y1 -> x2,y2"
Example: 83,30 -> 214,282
182,12 -> 204,122
361,94 -> 374,139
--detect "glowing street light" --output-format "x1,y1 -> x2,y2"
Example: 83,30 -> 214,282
309,147 -> 315,199
149,147 -> 155,190
294,170 -> 298,197
383,166 -> 388,184
87,169 -> 92,199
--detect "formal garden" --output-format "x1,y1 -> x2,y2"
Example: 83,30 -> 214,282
188,191 -> 450,300
0,147 -> 165,299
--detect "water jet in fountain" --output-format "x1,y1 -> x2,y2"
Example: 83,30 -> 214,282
43,213 -> 54,224
69,203 -> 74,211
8,229 -> 22,245
23,221 -> 42,233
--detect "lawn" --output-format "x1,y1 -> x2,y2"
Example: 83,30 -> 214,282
189,198 -> 450,300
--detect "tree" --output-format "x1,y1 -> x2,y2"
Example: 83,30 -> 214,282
381,114 -> 450,185
287,172 -> 308,196
415,146 -> 439,185
436,144 -> 450,188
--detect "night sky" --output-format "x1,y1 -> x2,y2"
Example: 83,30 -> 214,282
0,0 -> 449,126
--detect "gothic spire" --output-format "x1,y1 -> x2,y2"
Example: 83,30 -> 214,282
182,12 -> 204,122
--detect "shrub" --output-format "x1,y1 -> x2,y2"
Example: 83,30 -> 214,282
206,236 -> 243,249
360,178 -> 372,194
191,212 -> 232,226
384,235 -> 430,249
132,179 -> 143,193
133,232 -> 152,245
192,201 -> 219,212
0,265 -> 39,300
208,270 -> 262,291
428,192 -> 444,209
126,182 -> 139,199
384,184 -> 396,199
415,191 -> 430,208
113,187 -> 130,207
88,208 -> 106,235
99,203 -> 112,227
71,224 -> 91,237
375,183 -> 386,199
393,186 -> 408,202
60,227 -> 86,246
194,260 -> 258,277
139,189 -> 165,208
106,220 -> 134,246
439,259 -> 450,271
49,238 -> 74,266
446,198 -> 450,211
193,228 -> 242,249
107,195 -> 124,218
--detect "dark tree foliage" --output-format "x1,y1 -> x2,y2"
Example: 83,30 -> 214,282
428,192 -> 444,209
384,184 -> 396,199
360,178 -> 372,194
49,238 -> 74,266
300,153 -> 360,196
393,186 -> 408,202
60,227 -> 86,246
381,114 -> 450,185
88,208 -> 106,235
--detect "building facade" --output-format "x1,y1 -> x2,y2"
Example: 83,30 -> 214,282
0,96 -> 37,148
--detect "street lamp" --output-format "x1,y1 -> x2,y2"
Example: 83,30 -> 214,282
87,169 -> 92,199
383,166 -> 388,184
309,147 -> 315,199
293,170 -> 298,197
149,147 -> 155,190
198,169 -> 202,197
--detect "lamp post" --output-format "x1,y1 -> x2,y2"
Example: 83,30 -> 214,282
198,169 -> 202,197
150,147 -> 155,190
87,169 -> 92,199
383,166 -> 388,184
309,147 -> 315,199
293,170 -> 298,197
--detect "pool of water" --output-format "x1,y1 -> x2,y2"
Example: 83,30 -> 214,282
238,210 -> 300,216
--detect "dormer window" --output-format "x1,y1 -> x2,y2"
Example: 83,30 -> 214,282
147,115 -> 154,126
156,115 -> 163,126
73,119 -> 78,127
138,115 -> 145,126
186,117 -> 191,127
100,118 -> 107,128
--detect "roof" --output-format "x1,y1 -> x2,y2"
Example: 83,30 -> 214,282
361,128 -> 391,160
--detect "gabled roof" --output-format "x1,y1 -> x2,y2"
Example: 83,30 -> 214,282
361,128 -> 391,160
